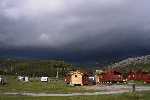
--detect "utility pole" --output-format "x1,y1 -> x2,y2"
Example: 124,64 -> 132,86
129,82 -> 136,93
56,68 -> 59,78
132,83 -> 136,93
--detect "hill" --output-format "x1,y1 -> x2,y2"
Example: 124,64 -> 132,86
109,55 -> 150,73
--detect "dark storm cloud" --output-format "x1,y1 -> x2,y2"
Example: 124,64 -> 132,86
0,0 -> 150,57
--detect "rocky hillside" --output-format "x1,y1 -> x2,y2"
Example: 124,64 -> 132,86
109,55 -> 150,73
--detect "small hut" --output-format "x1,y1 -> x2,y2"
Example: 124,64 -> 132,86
64,70 -> 92,86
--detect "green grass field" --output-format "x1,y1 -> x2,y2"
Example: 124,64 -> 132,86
0,76 -> 95,93
0,76 -> 150,100
0,92 -> 150,100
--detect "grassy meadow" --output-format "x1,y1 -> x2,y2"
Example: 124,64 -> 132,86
0,76 -> 94,93
0,76 -> 150,100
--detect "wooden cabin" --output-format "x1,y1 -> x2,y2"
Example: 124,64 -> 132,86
96,69 -> 125,84
64,70 -> 84,86
64,70 -> 93,86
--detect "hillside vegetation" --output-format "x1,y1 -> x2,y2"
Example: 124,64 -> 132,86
109,55 -> 150,73
0,59 -> 74,77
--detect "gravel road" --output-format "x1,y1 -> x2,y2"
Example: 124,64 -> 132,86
3,85 -> 150,97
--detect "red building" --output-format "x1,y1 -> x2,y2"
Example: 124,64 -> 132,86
128,70 -> 150,83
96,69 -> 125,84
142,73 -> 150,83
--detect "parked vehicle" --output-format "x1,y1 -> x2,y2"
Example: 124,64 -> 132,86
0,76 -> 7,85
17,76 -> 29,82
41,77 -> 48,82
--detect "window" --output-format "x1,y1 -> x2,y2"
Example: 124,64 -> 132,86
133,75 -> 135,77
75,75 -> 77,77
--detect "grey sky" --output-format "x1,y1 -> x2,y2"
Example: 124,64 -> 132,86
0,0 -> 150,51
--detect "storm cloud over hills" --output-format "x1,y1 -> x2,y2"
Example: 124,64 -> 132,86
0,0 -> 150,64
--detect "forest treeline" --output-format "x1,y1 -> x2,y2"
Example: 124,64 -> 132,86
0,59 -> 75,77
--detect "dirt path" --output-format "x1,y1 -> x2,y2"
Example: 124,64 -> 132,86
2,85 -> 150,96
3,90 -> 129,96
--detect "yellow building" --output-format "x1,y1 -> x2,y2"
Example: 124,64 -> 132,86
65,70 -> 85,86
70,70 -> 83,86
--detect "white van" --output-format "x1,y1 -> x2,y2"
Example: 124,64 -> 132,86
18,76 -> 29,82
41,77 -> 48,82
